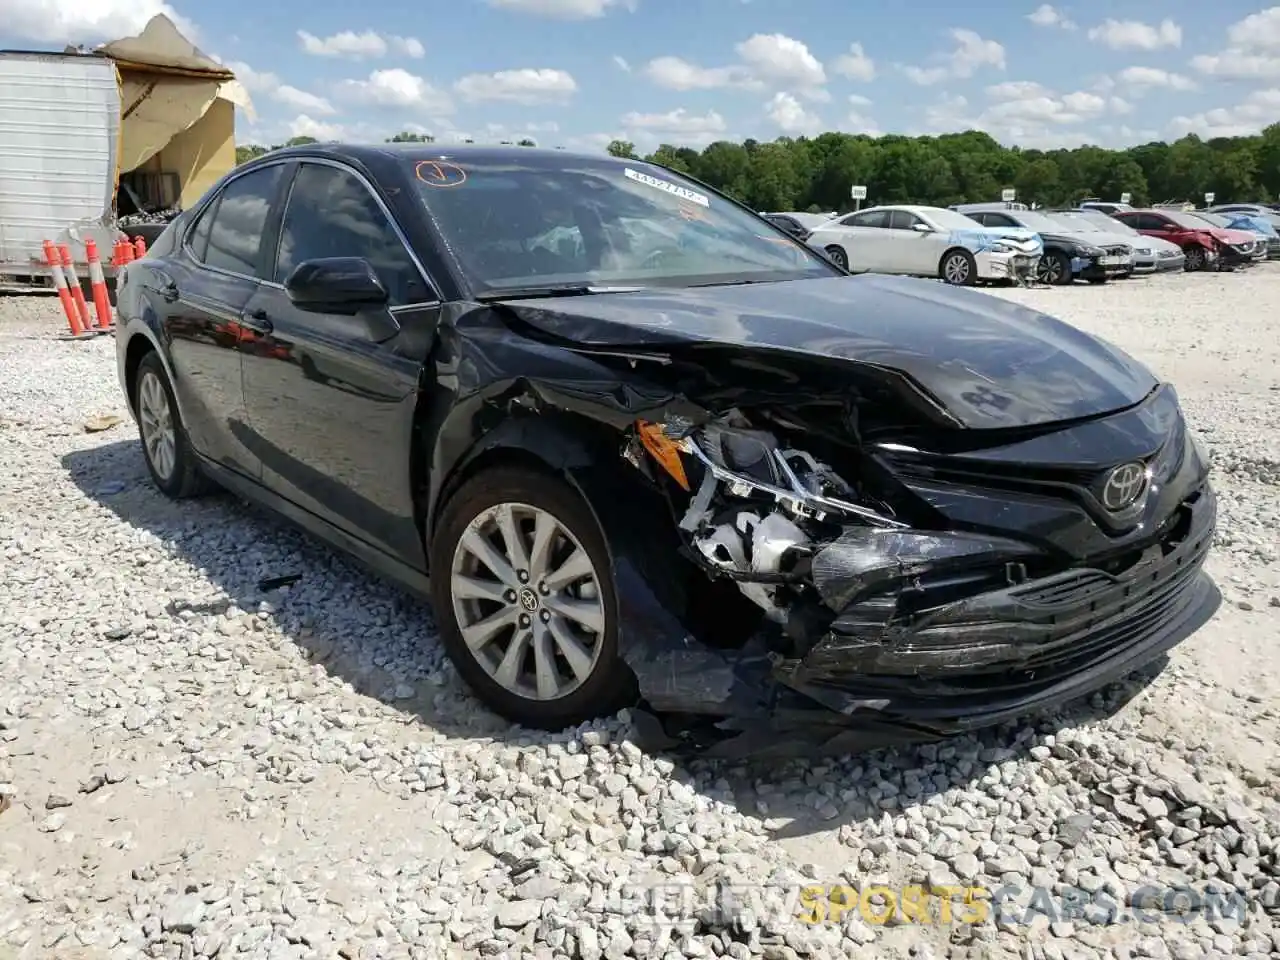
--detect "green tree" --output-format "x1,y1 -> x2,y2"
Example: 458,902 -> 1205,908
606,140 -> 637,159
387,131 -> 434,143
235,144 -> 268,165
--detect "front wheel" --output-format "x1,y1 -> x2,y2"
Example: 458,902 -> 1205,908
1037,251 -> 1072,285
1184,246 -> 1208,271
939,248 -> 977,286
429,467 -> 633,730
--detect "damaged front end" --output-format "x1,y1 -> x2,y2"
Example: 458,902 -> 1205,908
609,400 -> 1218,760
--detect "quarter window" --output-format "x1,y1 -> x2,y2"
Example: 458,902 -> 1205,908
275,163 -> 429,306
199,165 -> 282,277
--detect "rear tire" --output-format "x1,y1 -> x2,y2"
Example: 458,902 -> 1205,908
824,245 -> 849,271
939,248 -> 977,286
429,466 -> 634,730
133,351 -> 215,499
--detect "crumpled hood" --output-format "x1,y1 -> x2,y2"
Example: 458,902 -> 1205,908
945,226 -> 1043,255
497,274 -> 1158,430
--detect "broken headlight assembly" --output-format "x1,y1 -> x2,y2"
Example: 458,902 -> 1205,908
629,415 -> 908,623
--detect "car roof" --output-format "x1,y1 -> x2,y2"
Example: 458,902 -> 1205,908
255,141 -> 639,169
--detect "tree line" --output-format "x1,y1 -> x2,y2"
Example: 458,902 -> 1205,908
235,125 -> 1280,212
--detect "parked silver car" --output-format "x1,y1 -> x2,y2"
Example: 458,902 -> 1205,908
1055,210 -> 1186,274
953,203 -> 1133,284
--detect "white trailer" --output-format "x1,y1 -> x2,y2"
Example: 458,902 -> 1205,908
0,51 -> 123,291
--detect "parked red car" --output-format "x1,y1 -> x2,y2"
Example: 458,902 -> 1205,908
1112,209 -> 1262,271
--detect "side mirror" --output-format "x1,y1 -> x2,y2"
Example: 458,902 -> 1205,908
285,257 -> 389,315
912,223 -> 933,233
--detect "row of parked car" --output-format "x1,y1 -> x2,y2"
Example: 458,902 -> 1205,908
760,201 -> 1280,287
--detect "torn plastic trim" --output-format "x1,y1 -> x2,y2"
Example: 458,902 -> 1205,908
676,429 -> 909,529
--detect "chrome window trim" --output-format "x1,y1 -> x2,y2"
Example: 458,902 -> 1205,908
181,158 -> 292,285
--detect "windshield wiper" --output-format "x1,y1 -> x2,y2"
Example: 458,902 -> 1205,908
475,284 -> 646,302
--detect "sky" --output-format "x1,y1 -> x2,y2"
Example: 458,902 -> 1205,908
2,0 -> 1278,153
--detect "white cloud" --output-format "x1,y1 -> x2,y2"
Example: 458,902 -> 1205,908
845,95 -> 881,136
765,92 -> 822,135
288,114 -> 348,141
644,33 -> 828,99
612,55 -> 631,72
1087,18 -> 1181,51
919,80 -> 1121,148
1027,4 -> 1075,30
1169,88 -> 1280,138
621,108 -> 726,138
276,85 -> 336,115
900,28 -> 1005,86
1191,7 -> 1280,81
1109,96 -> 1134,115
454,69 -> 578,104
1115,66 -> 1197,93
484,0 -> 635,18
736,33 -> 826,93
643,56 -> 756,91
0,0 -> 198,44
335,68 -> 454,112
225,61 -> 336,116
297,29 -> 424,59
832,42 -> 875,81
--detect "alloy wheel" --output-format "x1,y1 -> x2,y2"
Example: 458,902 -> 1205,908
944,253 -> 971,284
450,502 -> 605,701
138,370 -> 176,481
825,246 -> 847,270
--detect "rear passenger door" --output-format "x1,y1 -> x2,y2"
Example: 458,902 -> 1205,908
165,161 -> 287,479
239,159 -> 441,565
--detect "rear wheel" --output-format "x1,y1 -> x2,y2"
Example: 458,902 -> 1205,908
824,245 -> 849,271
429,467 -> 633,730
133,351 -> 214,499
939,248 -> 977,286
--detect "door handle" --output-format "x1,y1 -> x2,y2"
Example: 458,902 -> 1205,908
149,278 -> 179,302
241,308 -> 273,335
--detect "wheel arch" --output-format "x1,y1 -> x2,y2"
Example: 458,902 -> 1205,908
420,409 -> 670,574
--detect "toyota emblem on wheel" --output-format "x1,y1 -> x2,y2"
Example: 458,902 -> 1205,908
1101,462 -> 1149,511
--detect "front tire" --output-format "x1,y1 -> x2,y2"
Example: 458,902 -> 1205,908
940,248 -> 977,286
133,351 -> 213,499
1185,246 -> 1207,271
429,466 -> 632,730
1037,251 -> 1073,285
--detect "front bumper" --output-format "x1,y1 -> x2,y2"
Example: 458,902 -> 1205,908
1152,253 -> 1186,272
978,251 -> 1040,281
1075,254 -> 1132,280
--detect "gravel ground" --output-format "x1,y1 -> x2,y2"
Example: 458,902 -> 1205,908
1,268 -> 1278,960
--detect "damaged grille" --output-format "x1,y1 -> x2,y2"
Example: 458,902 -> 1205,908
796,486 -> 1213,699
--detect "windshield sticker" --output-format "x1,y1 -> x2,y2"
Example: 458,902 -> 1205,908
415,160 -> 468,187
678,201 -> 708,222
625,168 -> 709,208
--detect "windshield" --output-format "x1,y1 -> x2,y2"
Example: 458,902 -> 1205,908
1070,210 -> 1134,234
1167,211 -> 1220,230
411,155 -> 837,294
1192,212 -> 1230,227
925,208 -> 997,231
1011,211 -> 1068,232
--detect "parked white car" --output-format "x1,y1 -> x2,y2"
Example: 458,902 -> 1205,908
807,204 -> 1043,285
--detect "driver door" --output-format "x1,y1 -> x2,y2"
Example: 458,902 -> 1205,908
238,159 -> 442,564
884,210 -> 941,275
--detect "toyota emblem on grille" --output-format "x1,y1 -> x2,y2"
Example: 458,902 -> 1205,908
1101,462 -> 1148,511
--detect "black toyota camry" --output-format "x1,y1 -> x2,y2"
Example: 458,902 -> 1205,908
113,144 -> 1219,757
